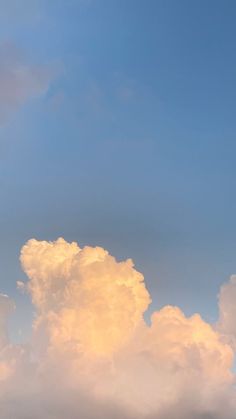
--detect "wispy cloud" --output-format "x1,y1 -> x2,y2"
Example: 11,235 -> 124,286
0,42 -> 57,123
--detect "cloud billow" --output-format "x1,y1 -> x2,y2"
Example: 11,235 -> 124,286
0,237 -> 235,418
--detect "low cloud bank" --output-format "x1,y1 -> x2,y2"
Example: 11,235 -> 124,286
0,237 -> 235,418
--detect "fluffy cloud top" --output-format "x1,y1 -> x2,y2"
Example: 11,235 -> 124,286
0,237 -> 235,418
20,238 -> 150,357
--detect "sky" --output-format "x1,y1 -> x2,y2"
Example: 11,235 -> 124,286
0,0 -> 235,338
1,1 -> 236,418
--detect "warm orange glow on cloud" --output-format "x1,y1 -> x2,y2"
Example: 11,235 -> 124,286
0,237 -> 235,418
20,238 -> 150,357
149,306 -> 233,383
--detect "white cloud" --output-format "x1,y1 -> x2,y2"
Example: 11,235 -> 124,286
0,237 -> 235,418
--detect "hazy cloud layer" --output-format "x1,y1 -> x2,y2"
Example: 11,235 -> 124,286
0,42 -> 55,122
217,275 -> 236,349
0,238 -> 235,418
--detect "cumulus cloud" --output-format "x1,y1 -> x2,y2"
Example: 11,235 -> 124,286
0,42 -> 56,122
0,237 -> 235,418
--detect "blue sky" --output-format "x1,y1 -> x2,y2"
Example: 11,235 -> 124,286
0,0 -> 236,340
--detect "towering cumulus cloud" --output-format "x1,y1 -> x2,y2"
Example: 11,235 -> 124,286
20,238 -> 150,358
0,237 -> 235,418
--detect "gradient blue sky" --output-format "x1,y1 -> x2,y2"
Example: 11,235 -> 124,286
0,0 -> 236,340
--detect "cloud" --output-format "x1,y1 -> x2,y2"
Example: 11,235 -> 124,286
0,42 -> 56,122
0,294 -> 14,347
0,237 -> 236,418
20,237 -> 151,357
217,275 -> 236,348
